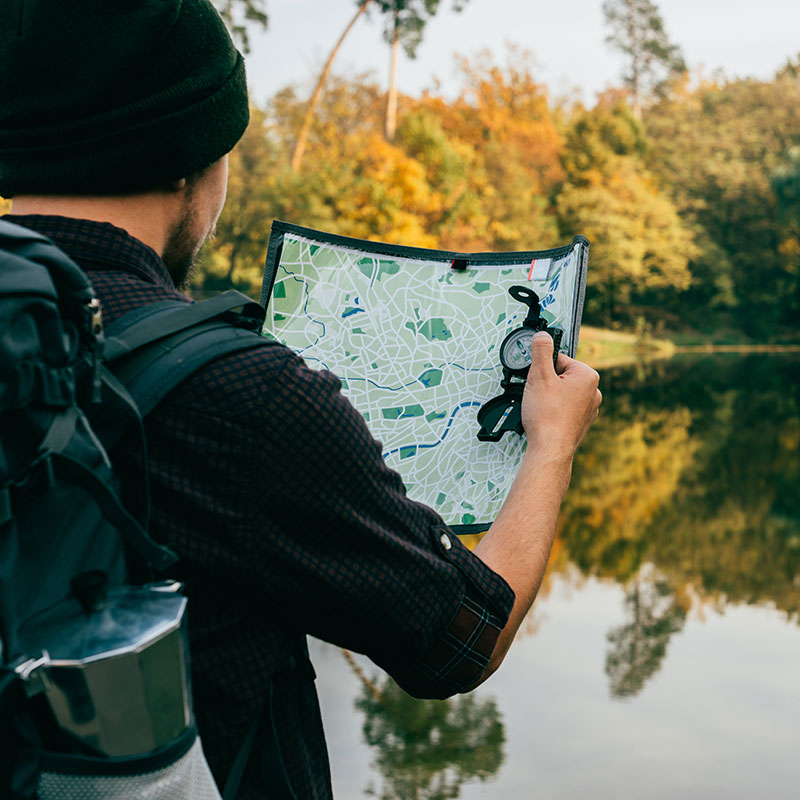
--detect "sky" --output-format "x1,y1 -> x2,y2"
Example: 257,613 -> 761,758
243,0 -> 800,106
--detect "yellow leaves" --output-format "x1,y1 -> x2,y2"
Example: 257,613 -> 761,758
778,237 -> 800,257
330,131 -> 440,247
777,237 -> 800,275
559,158 -> 697,294
199,53 -> 775,318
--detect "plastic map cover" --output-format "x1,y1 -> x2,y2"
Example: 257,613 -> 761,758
261,221 -> 589,533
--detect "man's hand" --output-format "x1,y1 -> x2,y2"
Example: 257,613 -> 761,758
521,331 -> 602,461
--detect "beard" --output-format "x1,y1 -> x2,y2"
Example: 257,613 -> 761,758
161,207 -> 203,290
162,194 -> 216,291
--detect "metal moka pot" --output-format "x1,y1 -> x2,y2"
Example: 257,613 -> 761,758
16,571 -> 192,757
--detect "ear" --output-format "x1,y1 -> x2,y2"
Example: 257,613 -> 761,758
167,177 -> 187,191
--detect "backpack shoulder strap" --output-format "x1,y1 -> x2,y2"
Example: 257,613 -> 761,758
102,292 -> 276,430
103,290 -> 263,360
115,321 -> 274,418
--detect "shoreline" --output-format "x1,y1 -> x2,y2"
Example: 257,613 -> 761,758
674,344 -> 800,354
577,326 -> 800,368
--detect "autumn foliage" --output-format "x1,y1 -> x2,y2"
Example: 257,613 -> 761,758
200,49 -> 800,336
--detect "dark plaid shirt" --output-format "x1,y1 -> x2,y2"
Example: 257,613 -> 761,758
6,214 -> 515,799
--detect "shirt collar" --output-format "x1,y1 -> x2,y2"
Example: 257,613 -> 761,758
1,213 -> 175,289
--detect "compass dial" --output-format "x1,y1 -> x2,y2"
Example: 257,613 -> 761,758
500,328 -> 535,372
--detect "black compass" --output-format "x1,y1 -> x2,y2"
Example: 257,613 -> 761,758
476,285 -> 563,442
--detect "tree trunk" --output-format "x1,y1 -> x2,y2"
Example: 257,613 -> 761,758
625,0 -> 642,119
226,239 -> 241,283
290,0 -> 372,172
630,55 -> 642,119
384,21 -> 399,142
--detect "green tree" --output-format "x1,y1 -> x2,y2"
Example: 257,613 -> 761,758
212,0 -> 268,53
603,0 -> 686,117
646,72 -> 800,331
375,0 -> 469,141
772,147 -> 800,319
274,75 -> 443,246
393,110 -> 478,241
558,98 -> 695,323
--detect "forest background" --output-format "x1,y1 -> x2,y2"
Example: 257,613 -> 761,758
5,0 -> 800,343
204,0 -> 800,343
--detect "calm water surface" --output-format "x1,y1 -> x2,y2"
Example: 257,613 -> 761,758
312,354 -> 800,799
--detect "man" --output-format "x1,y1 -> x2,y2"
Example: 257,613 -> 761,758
0,1 -> 601,797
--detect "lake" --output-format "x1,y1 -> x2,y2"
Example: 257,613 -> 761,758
310,354 -> 800,799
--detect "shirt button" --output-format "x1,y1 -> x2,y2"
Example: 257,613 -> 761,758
440,533 -> 452,551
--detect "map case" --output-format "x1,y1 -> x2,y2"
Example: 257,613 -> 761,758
261,221 -> 589,534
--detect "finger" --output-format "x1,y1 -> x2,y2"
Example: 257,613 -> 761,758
529,331 -> 555,380
557,355 -> 599,390
555,351 -> 574,375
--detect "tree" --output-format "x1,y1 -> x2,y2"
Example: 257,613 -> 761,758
291,0 -> 373,172
772,147 -> 800,319
603,0 -> 686,117
274,75 -> 443,246
375,1 -> 469,141
212,0 -> 268,53
415,49 -> 565,251
645,71 -> 800,330
290,1 -> 468,170
558,98 -> 696,322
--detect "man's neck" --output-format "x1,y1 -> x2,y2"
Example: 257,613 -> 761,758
10,192 -> 180,257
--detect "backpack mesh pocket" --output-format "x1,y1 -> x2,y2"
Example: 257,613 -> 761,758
37,732 -> 221,800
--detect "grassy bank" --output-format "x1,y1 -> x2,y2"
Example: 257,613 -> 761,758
577,325 -> 675,368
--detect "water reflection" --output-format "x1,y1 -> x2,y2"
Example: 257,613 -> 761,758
352,667 -> 504,799
350,355 -> 800,796
605,566 -> 687,698
563,355 -> 800,695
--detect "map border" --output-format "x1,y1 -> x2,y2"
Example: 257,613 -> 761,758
261,221 -> 589,360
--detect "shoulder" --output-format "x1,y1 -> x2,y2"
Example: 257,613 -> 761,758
166,336 -> 345,427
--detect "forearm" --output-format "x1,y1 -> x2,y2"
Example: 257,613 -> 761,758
471,446 -> 574,679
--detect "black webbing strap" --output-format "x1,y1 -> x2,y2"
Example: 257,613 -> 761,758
113,322 -> 272,418
49,452 -> 176,571
90,365 -> 153,526
100,291 -> 274,420
102,294 -> 277,798
222,699 -> 264,800
103,291 -> 262,361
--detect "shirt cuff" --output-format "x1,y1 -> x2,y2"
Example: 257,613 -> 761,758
392,527 -> 515,699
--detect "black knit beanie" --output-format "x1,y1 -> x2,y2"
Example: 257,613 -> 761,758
0,0 -> 249,196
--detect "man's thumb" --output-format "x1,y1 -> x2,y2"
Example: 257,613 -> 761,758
529,331 -> 555,379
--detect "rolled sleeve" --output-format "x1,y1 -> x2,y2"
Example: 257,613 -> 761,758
391,526 -> 515,698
